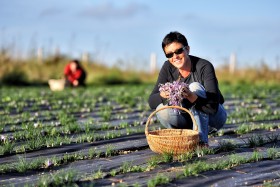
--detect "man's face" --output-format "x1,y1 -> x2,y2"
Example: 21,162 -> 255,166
164,42 -> 189,69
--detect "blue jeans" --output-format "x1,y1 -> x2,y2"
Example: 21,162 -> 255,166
156,82 -> 227,144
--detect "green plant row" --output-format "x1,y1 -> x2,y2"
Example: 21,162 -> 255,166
235,123 -> 280,135
2,132 -> 279,176
35,147 -> 280,187
226,105 -> 280,124
0,125 -> 145,155
1,85 -> 152,113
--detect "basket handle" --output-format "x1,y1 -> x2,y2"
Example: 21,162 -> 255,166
145,105 -> 198,136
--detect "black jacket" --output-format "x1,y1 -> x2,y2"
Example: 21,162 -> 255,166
148,55 -> 224,115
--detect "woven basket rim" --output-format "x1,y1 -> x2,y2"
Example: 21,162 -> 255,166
145,105 -> 198,136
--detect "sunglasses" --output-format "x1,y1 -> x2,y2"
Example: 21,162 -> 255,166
165,46 -> 186,58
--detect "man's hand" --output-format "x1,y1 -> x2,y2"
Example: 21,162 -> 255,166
73,80 -> 79,86
182,87 -> 198,103
160,91 -> 170,98
182,87 -> 191,98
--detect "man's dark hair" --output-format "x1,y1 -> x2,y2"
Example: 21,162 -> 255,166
71,59 -> 82,69
162,31 -> 188,50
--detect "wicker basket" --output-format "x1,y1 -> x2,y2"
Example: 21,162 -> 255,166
145,105 -> 199,155
48,79 -> 65,91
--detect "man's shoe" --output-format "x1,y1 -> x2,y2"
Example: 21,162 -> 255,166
198,142 -> 209,148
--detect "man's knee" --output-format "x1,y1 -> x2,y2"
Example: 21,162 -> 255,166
189,82 -> 206,98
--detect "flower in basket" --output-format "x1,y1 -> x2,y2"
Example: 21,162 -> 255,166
159,81 -> 188,111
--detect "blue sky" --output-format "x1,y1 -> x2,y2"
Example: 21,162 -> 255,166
1,0 -> 280,70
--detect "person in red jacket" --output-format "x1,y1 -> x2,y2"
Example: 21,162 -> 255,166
64,59 -> 86,87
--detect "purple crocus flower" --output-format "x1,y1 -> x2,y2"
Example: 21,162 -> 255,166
159,81 -> 188,112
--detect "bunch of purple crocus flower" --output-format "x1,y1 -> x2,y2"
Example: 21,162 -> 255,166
159,81 -> 189,107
